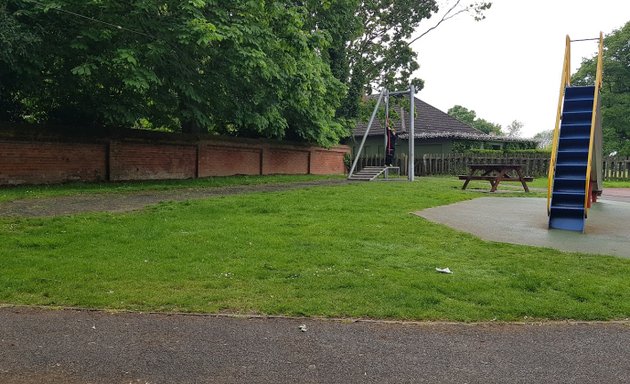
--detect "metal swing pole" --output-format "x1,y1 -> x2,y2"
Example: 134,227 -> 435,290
348,89 -> 385,179
384,90 -> 389,164
409,85 -> 415,182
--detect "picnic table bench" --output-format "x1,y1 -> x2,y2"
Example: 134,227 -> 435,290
458,164 -> 533,192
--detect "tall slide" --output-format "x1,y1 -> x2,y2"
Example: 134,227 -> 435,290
547,34 -> 604,232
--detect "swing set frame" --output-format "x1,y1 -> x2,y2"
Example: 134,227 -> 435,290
348,86 -> 416,182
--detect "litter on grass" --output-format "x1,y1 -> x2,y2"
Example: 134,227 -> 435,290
435,267 -> 453,274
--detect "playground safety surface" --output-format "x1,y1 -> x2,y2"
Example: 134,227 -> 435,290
415,192 -> 630,258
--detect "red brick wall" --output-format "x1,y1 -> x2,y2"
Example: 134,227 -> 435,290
263,148 -> 310,175
199,144 -> 261,177
0,131 -> 350,185
109,141 -> 196,181
0,140 -> 106,185
310,149 -> 347,175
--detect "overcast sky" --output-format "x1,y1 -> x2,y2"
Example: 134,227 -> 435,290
410,0 -> 629,138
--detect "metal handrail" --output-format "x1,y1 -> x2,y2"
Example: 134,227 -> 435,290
547,35 -> 571,215
583,32 -> 604,215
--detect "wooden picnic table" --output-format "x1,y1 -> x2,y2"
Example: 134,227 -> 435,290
458,164 -> 533,192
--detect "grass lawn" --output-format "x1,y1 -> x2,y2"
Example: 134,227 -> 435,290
603,180 -> 630,188
1,176 -> 628,321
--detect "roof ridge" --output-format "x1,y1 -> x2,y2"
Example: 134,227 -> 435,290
354,96 -> 487,138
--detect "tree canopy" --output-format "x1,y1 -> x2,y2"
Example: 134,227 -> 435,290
572,21 -> 630,156
304,0 -> 491,119
533,129 -> 553,150
1,0 -> 351,146
504,120 -> 523,137
447,105 -> 502,135
1,0 -> 491,146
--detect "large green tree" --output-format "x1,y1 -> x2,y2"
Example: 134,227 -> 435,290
447,105 -> 502,135
1,0 -> 491,146
572,21 -> 630,156
0,0 -> 346,146
304,0 -> 491,119
0,2 -> 41,122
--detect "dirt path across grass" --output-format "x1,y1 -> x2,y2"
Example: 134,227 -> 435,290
0,179 -> 349,218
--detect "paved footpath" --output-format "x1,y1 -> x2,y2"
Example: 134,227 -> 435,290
1,307 -> 629,383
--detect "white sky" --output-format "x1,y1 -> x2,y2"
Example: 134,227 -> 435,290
411,0 -> 630,138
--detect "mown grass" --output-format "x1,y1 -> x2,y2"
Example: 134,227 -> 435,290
1,177 -> 628,321
0,174 -> 342,203
603,180 -> 630,188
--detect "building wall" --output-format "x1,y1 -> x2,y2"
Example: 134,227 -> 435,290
353,137 -> 449,158
0,130 -> 349,186
410,142 -> 447,156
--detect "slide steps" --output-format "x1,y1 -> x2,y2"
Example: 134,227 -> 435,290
548,85 -> 594,232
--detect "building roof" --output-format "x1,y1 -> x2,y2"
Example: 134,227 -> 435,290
354,96 -> 535,143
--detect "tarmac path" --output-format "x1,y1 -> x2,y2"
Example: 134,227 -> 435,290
1,307 -> 629,384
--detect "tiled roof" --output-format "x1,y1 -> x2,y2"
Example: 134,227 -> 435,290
354,96 -> 537,143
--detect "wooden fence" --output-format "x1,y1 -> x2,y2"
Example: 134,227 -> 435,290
419,153 -> 550,177
355,154 -> 630,181
603,156 -> 630,180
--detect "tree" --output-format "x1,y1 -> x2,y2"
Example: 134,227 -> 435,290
446,104 -> 477,125
572,21 -> 630,156
304,1 -> 492,119
447,105 -> 502,135
533,129 -> 553,150
1,1 -> 492,147
505,120 -> 523,137
0,0 -> 346,146
0,2 -> 41,122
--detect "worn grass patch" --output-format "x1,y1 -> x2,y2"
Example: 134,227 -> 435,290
0,174 -> 342,203
1,177 -> 628,321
